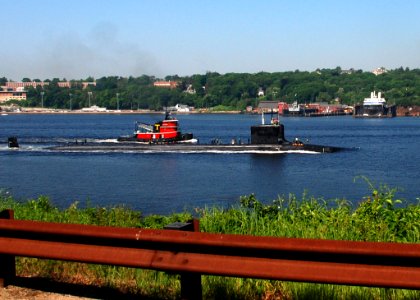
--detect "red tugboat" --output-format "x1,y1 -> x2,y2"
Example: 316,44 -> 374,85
118,112 -> 196,143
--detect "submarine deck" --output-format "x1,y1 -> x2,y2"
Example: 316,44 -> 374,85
48,142 -> 342,153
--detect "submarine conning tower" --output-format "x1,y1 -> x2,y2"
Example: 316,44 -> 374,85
250,124 -> 286,145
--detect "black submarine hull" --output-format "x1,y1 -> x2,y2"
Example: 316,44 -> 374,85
48,142 -> 342,153
47,124 -> 343,153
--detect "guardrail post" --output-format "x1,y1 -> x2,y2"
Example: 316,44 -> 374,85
165,219 -> 201,300
0,209 -> 15,287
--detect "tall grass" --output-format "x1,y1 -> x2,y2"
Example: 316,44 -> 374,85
200,185 -> 420,243
1,180 -> 419,299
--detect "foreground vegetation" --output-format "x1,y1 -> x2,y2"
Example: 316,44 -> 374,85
2,67 -> 420,111
1,181 -> 420,299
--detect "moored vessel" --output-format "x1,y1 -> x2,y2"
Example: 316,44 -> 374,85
354,91 -> 396,118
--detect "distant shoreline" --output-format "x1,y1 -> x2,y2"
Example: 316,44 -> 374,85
1,106 -> 419,117
1,108 -> 243,115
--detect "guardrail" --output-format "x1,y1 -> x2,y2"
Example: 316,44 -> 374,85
1,209 -> 420,299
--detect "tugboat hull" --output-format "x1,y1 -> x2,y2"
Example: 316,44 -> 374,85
117,133 -> 194,143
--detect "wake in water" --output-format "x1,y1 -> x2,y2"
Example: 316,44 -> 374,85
50,149 -> 320,155
0,137 -> 116,153
0,138 -> 321,155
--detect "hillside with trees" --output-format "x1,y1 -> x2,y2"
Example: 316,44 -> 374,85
3,67 -> 420,110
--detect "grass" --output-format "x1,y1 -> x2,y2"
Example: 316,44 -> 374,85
1,179 -> 420,299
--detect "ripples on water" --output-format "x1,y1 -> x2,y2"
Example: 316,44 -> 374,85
0,114 -> 419,214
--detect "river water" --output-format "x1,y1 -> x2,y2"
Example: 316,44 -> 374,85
0,113 -> 419,215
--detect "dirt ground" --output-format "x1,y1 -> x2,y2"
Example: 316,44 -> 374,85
0,277 -> 147,300
0,285 -> 92,300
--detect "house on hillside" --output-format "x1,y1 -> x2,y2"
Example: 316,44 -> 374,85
372,67 -> 387,76
153,80 -> 179,89
0,90 -> 26,103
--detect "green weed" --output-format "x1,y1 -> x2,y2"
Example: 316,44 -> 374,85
1,180 -> 419,299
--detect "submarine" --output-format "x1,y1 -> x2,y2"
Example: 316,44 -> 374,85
47,114 -> 343,154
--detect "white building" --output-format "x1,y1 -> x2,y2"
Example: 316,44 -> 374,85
372,67 -> 387,76
81,105 -> 107,112
184,84 -> 196,94
175,104 -> 192,112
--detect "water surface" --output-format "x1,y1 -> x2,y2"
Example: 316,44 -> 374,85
0,114 -> 418,214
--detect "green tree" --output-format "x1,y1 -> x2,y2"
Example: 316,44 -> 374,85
12,68 -> 420,109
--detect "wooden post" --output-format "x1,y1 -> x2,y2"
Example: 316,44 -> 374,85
0,209 -> 15,287
164,219 -> 202,300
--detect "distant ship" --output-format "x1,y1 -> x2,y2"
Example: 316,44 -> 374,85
354,91 -> 396,118
278,101 -> 317,116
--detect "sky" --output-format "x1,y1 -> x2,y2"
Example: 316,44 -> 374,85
1,0 -> 419,80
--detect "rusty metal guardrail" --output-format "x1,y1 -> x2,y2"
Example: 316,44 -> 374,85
1,209 -> 420,299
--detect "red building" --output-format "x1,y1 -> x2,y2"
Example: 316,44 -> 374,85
5,82 -> 48,89
153,81 -> 178,88
0,91 -> 26,103
278,102 -> 289,114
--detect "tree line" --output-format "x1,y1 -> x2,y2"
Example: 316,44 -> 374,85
2,67 -> 419,110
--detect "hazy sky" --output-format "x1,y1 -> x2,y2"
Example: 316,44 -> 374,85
1,0 -> 419,80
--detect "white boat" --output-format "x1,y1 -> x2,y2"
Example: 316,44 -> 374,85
288,101 -> 302,115
81,105 -> 107,112
354,91 -> 396,118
